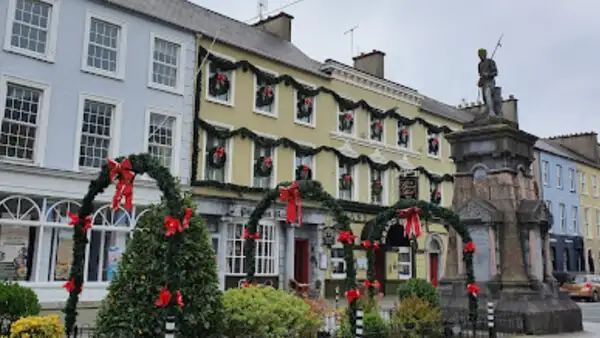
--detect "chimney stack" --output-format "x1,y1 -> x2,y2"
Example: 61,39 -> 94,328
353,49 -> 385,78
253,12 -> 293,42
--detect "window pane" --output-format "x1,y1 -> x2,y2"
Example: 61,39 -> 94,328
0,225 -> 36,281
0,83 -> 41,161
87,18 -> 119,72
148,113 -> 175,169
79,100 -> 114,168
11,0 -> 51,54
152,38 -> 180,88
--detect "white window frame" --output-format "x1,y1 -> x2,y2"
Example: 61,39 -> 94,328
584,207 -> 590,238
143,107 -> 182,176
398,246 -> 412,280
572,205 -> 579,233
80,11 -> 128,80
569,168 -> 576,191
336,158 -> 358,201
596,209 -> 600,239
368,167 -> 388,205
252,67 -> 278,118
3,0 -> 61,63
0,74 -> 51,167
250,134 -> 278,189
200,120 -> 233,183
255,221 -> 278,276
204,51 -> 236,107
336,103 -> 356,136
581,172 -> 588,195
293,147 -> 316,180
147,32 -> 185,95
396,121 -> 411,150
225,222 -> 278,277
330,243 -> 346,280
429,180 -> 443,206
556,164 -> 562,189
542,161 -> 549,186
426,129 -> 441,159
73,92 -> 123,171
368,114 -> 385,143
559,203 -> 566,232
592,175 -> 598,198
293,81 -> 317,128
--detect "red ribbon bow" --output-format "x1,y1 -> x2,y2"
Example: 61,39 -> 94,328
302,165 -> 310,173
107,158 -> 135,211
182,208 -> 192,229
164,216 -> 183,236
364,280 -> 381,289
398,207 -> 423,238
279,182 -> 302,225
344,112 -> 353,121
435,189 -> 441,198
376,121 -> 382,131
304,97 -> 312,105
63,277 -> 81,294
216,73 -> 226,82
402,128 -> 408,135
264,87 -> 273,96
344,175 -> 352,182
373,241 -> 380,250
213,147 -> 225,160
337,231 -> 357,245
362,240 -> 371,248
175,290 -> 184,307
464,241 -> 476,254
156,286 -> 172,307
344,289 -> 361,304
242,228 -> 261,240
467,283 -> 480,297
68,212 -> 92,233
433,137 -> 439,144
263,157 -> 273,168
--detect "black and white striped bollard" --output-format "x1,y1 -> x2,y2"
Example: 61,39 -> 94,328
487,302 -> 496,338
165,316 -> 175,338
334,286 -> 339,311
355,308 -> 364,338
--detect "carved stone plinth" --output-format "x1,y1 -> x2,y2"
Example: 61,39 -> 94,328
441,123 -> 582,335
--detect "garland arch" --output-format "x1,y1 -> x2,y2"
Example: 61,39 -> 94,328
360,199 -> 478,321
63,154 -> 188,334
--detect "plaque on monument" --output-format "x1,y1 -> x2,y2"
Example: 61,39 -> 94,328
469,226 -> 491,282
399,176 -> 418,200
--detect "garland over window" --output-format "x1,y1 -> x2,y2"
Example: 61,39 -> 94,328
197,45 -> 456,134
296,92 -> 314,120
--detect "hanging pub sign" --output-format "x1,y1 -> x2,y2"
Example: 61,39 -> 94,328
399,176 -> 419,200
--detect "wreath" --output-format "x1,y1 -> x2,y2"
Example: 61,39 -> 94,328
398,126 -> 409,146
255,86 -> 275,108
370,120 -> 383,140
208,72 -> 231,97
296,94 -> 313,119
371,179 -> 383,196
430,188 -> 441,204
428,135 -> 439,155
207,146 -> 227,169
254,156 -> 273,177
339,174 -> 353,190
295,164 -> 312,180
338,112 -> 354,132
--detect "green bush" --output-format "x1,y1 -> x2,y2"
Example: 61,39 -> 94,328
397,278 -> 439,306
94,195 -> 224,338
9,314 -> 64,338
222,286 -> 321,337
391,296 -> 442,338
0,282 -> 40,335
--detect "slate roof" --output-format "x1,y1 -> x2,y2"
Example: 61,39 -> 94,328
535,139 -> 600,169
105,0 -> 470,124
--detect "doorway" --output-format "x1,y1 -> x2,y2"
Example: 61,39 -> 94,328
294,239 -> 309,283
427,236 -> 442,287
429,253 -> 439,287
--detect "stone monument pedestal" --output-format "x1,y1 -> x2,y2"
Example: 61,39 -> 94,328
440,122 -> 582,335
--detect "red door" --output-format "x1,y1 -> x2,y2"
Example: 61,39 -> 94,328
375,249 -> 385,293
429,253 -> 439,287
294,239 -> 309,283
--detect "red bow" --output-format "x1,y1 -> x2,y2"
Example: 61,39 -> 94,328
107,158 -> 134,182
344,289 -> 361,304
68,212 -> 92,233
242,281 -> 259,288
362,240 -> 371,248
302,165 -> 310,173
175,290 -> 184,307
241,228 -> 261,240
375,121 -> 382,131
182,208 -> 192,229
464,241 -> 476,254
467,283 -> 480,297
216,73 -> 227,82
213,147 -> 225,161
364,280 -> 380,289
264,87 -> 273,96
263,157 -> 273,168
112,180 -> 133,210
435,189 -> 441,198
337,231 -> 357,245
344,112 -> 353,121
164,216 -> 183,236
343,175 -> 352,182
433,137 -> 439,144
398,207 -> 422,238
108,158 -> 135,211
63,277 -> 81,294
373,241 -> 380,250
304,97 -> 312,105
402,128 -> 408,135
374,180 -> 381,186
279,182 -> 302,225
155,286 -> 171,307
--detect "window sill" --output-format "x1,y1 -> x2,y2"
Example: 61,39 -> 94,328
3,45 -> 55,63
398,275 -> 412,280
81,66 -> 124,81
206,96 -> 235,108
294,119 -> 316,129
0,158 -> 38,167
330,131 -> 422,159
148,82 -> 184,96
427,154 -> 441,160
330,274 -> 347,280
253,109 -> 278,119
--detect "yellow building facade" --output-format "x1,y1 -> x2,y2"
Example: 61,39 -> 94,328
190,13 -> 471,295
576,162 -> 600,272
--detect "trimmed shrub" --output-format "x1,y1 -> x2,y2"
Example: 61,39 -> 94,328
397,278 -> 439,306
0,282 -> 40,335
9,315 -> 64,338
223,286 -> 322,337
391,296 -> 442,337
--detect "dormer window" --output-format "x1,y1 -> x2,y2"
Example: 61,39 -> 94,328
427,129 -> 440,157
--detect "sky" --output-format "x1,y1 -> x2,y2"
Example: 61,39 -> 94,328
190,0 -> 600,138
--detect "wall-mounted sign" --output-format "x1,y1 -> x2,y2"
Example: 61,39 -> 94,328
399,177 -> 419,200
322,227 -> 336,247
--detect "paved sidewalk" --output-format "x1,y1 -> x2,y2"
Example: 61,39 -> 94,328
513,322 -> 600,337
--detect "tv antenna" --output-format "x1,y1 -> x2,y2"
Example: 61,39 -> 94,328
257,0 -> 268,20
343,25 -> 359,58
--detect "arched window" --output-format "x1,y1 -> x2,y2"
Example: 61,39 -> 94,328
43,200 -> 81,281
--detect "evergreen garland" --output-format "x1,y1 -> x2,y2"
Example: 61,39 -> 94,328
198,45 -> 456,134
63,154 -> 187,334
197,118 -> 453,183
360,199 -> 478,323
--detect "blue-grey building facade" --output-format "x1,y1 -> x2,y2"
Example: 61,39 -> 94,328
0,0 -> 195,311
536,140 -> 585,274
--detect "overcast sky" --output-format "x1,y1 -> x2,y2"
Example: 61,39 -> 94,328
190,0 -> 599,138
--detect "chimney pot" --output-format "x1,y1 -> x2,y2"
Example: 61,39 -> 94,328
253,12 -> 294,41
352,49 -> 385,78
